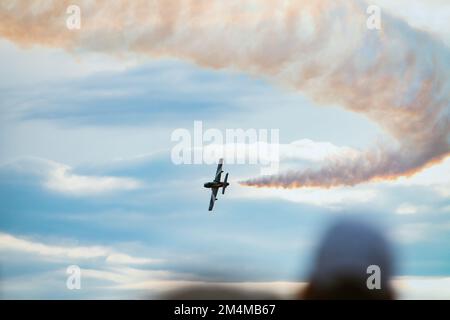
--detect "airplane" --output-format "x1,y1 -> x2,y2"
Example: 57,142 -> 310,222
204,158 -> 229,211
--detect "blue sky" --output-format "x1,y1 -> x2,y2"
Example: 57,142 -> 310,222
0,0 -> 449,299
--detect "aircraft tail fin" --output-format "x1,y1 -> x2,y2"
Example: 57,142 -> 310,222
222,173 -> 229,194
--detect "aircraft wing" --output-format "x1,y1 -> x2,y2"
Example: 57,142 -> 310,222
208,187 -> 219,211
214,158 -> 224,182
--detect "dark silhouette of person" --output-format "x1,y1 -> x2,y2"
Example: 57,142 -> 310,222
300,218 -> 395,300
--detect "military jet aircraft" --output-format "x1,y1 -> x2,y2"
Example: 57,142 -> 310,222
204,158 -> 229,211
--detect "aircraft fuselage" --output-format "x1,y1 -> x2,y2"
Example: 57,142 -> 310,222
204,181 -> 228,189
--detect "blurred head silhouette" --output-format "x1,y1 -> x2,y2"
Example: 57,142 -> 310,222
301,218 -> 395,300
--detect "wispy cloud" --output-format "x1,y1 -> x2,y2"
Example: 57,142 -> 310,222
395,203 -> 421,215
0,232 -> 163,265
1,157 -> 143,196
44,162 -> 142,196
393,276 -> 450,300
229,182 -> 377,210
391,221 -> 450,244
